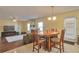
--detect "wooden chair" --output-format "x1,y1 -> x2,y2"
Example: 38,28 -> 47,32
51,29 -> 65,53
32,30 -> 45,53
51,28 -> 54,32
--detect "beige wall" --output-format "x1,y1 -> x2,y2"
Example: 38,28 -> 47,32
0,10 -> 79,34
0,19 -> 18,37
26,10 -> 79,35
17,21 -> 27,32
53,10 -> 79,34
0,19 -> 17,32
0,20 -> 27,33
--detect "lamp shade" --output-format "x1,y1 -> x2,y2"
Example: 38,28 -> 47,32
13,19 -> 17,22
48,17 -> 51,21
52,16 -> 56,21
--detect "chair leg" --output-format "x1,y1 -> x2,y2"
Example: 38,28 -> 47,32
32,44 -> 34,52
33,48 -> 34,52
62,44 -> 64,52
59,45 -> 61,53
38,50 -> 39,53
39,44 -> 41,48
38,45 -> 40,53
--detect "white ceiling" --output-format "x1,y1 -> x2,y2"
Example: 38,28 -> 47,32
0,6 -> 79,21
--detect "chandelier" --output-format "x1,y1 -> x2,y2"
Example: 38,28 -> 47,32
9,16 -> 17,22
48,6 -> 56,21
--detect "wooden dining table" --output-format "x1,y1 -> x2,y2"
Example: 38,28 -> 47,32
38,31 -> 59,52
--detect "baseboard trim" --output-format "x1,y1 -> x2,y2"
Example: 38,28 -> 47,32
64,40 -> 74,45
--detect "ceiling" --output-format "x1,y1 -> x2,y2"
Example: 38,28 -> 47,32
0,6 -> 79,21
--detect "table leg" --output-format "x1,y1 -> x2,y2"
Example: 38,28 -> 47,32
48,36 -> 51,52
44,37 -> 48,51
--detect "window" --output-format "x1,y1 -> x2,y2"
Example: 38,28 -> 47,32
27,23 -> 30,32
64,16 -> 76,42
38,22 -> 43,32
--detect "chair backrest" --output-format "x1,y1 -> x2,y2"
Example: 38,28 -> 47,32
60,29 -> 65,43
31,30 -> 39,43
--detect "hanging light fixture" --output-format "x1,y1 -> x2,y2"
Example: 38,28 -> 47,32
52,16 -> 56,21
52,6 -> 56,21
48,6 -> 56,21
48,17 -> 52,21
9,16 -> 17,22
13,19 -> 17,22
13,17 -> 17,22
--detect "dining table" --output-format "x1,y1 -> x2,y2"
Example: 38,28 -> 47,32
38,31 -> 59,52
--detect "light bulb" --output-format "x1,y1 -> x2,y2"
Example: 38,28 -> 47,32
13,19 -> 16,22
53,16 -> 56,21
48,17 -> 51,21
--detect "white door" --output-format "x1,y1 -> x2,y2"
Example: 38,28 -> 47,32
64,16 -> 77,42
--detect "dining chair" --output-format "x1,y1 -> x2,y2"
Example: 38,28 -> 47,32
51,29 -> 65,53
32,30 -> 45,53
51,28 -> 54,32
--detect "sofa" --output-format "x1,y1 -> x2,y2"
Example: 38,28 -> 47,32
0,37 -> 23,52
23,34 -> 33,44
0,34 -> 33,52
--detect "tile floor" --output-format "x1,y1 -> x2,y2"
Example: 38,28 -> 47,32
4,43 -> 79,53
